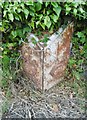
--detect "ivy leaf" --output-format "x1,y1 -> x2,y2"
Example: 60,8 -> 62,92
44,16 -> 48,25
24,8 -> 29,19
14,14 -> 20,21
47,21 -> 51,29
20,3 -> 24,9
0,27 -> 4,31
44,16 -> 51,28
45,2 -> 49,7
23,27 -> 30,34
73,71 -> 80,80
39,14 -> 43,20
40,23 -> 45,30
47,10 -> 52,15
3,10 -> 6,17
53,6 -> 61,17
42,34 -> 49,43
50,14 -> 58,22
25,2 -> 33,5
31,20 -> 34,29
36,21 -> 40,28
11,31 -> 17,38
16,29 -> 24,38
51,2 -> 58,7
79,7 -> 84,13
65,5 -> 71,15
35,3 -> 42,11
8,13 -> 14,22
73,9 -> 77,16
80,37 -> 85,44
76,32 -> 85,38
29,10 -> 34,16
17,8 -> 22,13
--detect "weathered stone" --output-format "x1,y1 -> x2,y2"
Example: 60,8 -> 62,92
21,43 -> 43,90
21,22 -> 74,91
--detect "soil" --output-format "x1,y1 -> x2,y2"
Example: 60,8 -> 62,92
1,76 -> 86,119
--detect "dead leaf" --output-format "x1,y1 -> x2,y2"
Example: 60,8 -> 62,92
51,103 -> 59,112
70,92 -> 73,99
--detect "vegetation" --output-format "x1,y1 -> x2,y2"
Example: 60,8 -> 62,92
0,1 -> 87,99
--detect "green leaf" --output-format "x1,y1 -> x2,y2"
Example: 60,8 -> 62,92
0,27 -> 4,32
40,23 -> 45,30
16,29 -> 23,38
69,58 -> 76,66
45,2 -> 49,7
11,31 -> 17,38
39,14 -> 43,20
29,10 -> 34,16
78,60 -> 83,65
24,8 -> 29,19
37,0 -> 43,4
2,55 -> 10,69
65,5 -> 71,15
0,2 -> 2,7
0,22 -> 2,26
80,37 -> 85,44
23,27 -> 30,34
31,20 -> 34,29
25,2 -> 33,5
44,16 -> 51,28
7,43 -> 14,48
31,37 -> 37,45
51,2 -> 58,7
47,21 -> 51,29
17,8 -> 22,13
79,7 -> 85,13
20,3 -> 24,9
53,6 -> 61,17
71,2 -> 78,8
8,13 -> 14,22
42,34 -> 49,43
73,9 -> 77,16
29,6 -> 35,12
44,16 -> 48,25
14,13 -> 21,21
76,32 -> 85,38
73,71 -> 80,80
47,10 -> 51,15
50,14 -> 58,22
36,21 -> 40,28
35,3 -> 42,11
3,10 -> 6,17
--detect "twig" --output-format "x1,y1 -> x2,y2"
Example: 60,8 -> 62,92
11,110 -> 24,118
9,102 -> 14,112
17,96 -> 28,104
16,55 -> 22,71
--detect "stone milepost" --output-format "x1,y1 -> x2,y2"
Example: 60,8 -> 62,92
21,22 -> 74,91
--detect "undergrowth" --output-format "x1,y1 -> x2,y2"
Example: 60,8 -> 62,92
0,1 -> 87,101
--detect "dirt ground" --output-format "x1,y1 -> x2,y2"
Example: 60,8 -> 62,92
1,76 -> 86,119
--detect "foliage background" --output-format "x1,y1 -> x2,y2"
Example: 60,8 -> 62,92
0,1 -> 87,98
